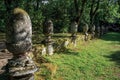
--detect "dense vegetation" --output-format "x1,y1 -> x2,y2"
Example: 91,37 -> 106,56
0,0 -> 120,33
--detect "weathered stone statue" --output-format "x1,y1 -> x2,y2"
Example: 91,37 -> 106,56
101,26 -> 104,36
104,26 -> 108,34
90,24 -> 95,39
43,19 -> 54,55
70,21 -> 78,47
83,23 -> 89,41
96,26 -> 100,37
103,26 -> 106,34
43,19 -> 53,36
6,8 -> 37,80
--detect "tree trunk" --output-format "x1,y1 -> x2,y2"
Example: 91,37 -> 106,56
36,0 -> 39,10
90,0 -> 100,25
74,0 -> 87,25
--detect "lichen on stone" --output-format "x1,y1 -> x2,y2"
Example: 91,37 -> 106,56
13,8 -> 28,16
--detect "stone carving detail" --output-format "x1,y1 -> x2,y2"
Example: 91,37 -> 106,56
5,8 -> 37,80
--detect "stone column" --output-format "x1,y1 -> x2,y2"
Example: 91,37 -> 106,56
83,23 -> 89,41
101,26 -> 104,36
90,24 -> 95,39
70,21 -> 78,47
96,26 -> 100,38
105,26 -> 108,34
43,19 -> 54,55
5,8 -> 37,80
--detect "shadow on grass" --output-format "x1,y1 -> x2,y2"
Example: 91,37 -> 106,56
53,35 -> 70,38
57,48 -> 79,56
105,51 -> 120,65
101,32 -> 120,42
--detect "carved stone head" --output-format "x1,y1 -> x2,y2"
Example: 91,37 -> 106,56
43,19 -> 53,36
70,21 -> 78,33
6,8 -> 32,55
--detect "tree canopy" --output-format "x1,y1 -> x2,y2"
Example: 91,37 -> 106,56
0,0 -> 120,33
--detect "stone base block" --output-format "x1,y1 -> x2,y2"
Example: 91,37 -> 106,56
9,74 -> 34,80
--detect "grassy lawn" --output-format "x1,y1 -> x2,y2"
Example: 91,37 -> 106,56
35,32 -> 120,80
0,32 -> 119,80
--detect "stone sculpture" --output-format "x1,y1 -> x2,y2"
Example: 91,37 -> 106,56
83,23 -> 89,41
90,24 -> 95,39
6,8 -> 37,80
70,21 -> 78,47
43,19 -> 54,55
96,26 -> 100,37
101,26 -> 104,36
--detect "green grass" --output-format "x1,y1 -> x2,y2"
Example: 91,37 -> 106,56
35,32 -> 120,80
0,32 -> 119,80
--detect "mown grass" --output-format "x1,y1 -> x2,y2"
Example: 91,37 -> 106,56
35,32 -> 120,80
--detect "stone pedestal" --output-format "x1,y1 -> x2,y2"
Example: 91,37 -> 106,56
84,33 -> 88,41
7,56 -> 37,80
90,24 -> 95,39
83,23 -> 89,41
96,27 -> 100,38
43,19 -> 54,55
101,26 -> 104,36
6,44 -> 37,80
91,32 -> 95,39
44,36 -> 54,55
70,21 -> 78,47
46,42 -> 54,55
71,33 -> 77,47
9,74 -> 34,80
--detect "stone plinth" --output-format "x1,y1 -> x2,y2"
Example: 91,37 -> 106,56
83,23 -> 89,41
96,27 -> 100,37
90,24 -> 95,39
70,21 -> 78,47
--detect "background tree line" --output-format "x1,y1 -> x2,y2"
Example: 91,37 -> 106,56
0,0 -> 120,33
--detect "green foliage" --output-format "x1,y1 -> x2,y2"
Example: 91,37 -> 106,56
95,0 -> 120,24
0,0 -> 120,33
0,1 -> 6,32
32,10 -> 44,33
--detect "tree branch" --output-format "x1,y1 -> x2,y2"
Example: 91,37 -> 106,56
74,0 -> 79,15
74,0 -> 87,24
90,0 -> 95,17
93,0 -> 100,16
